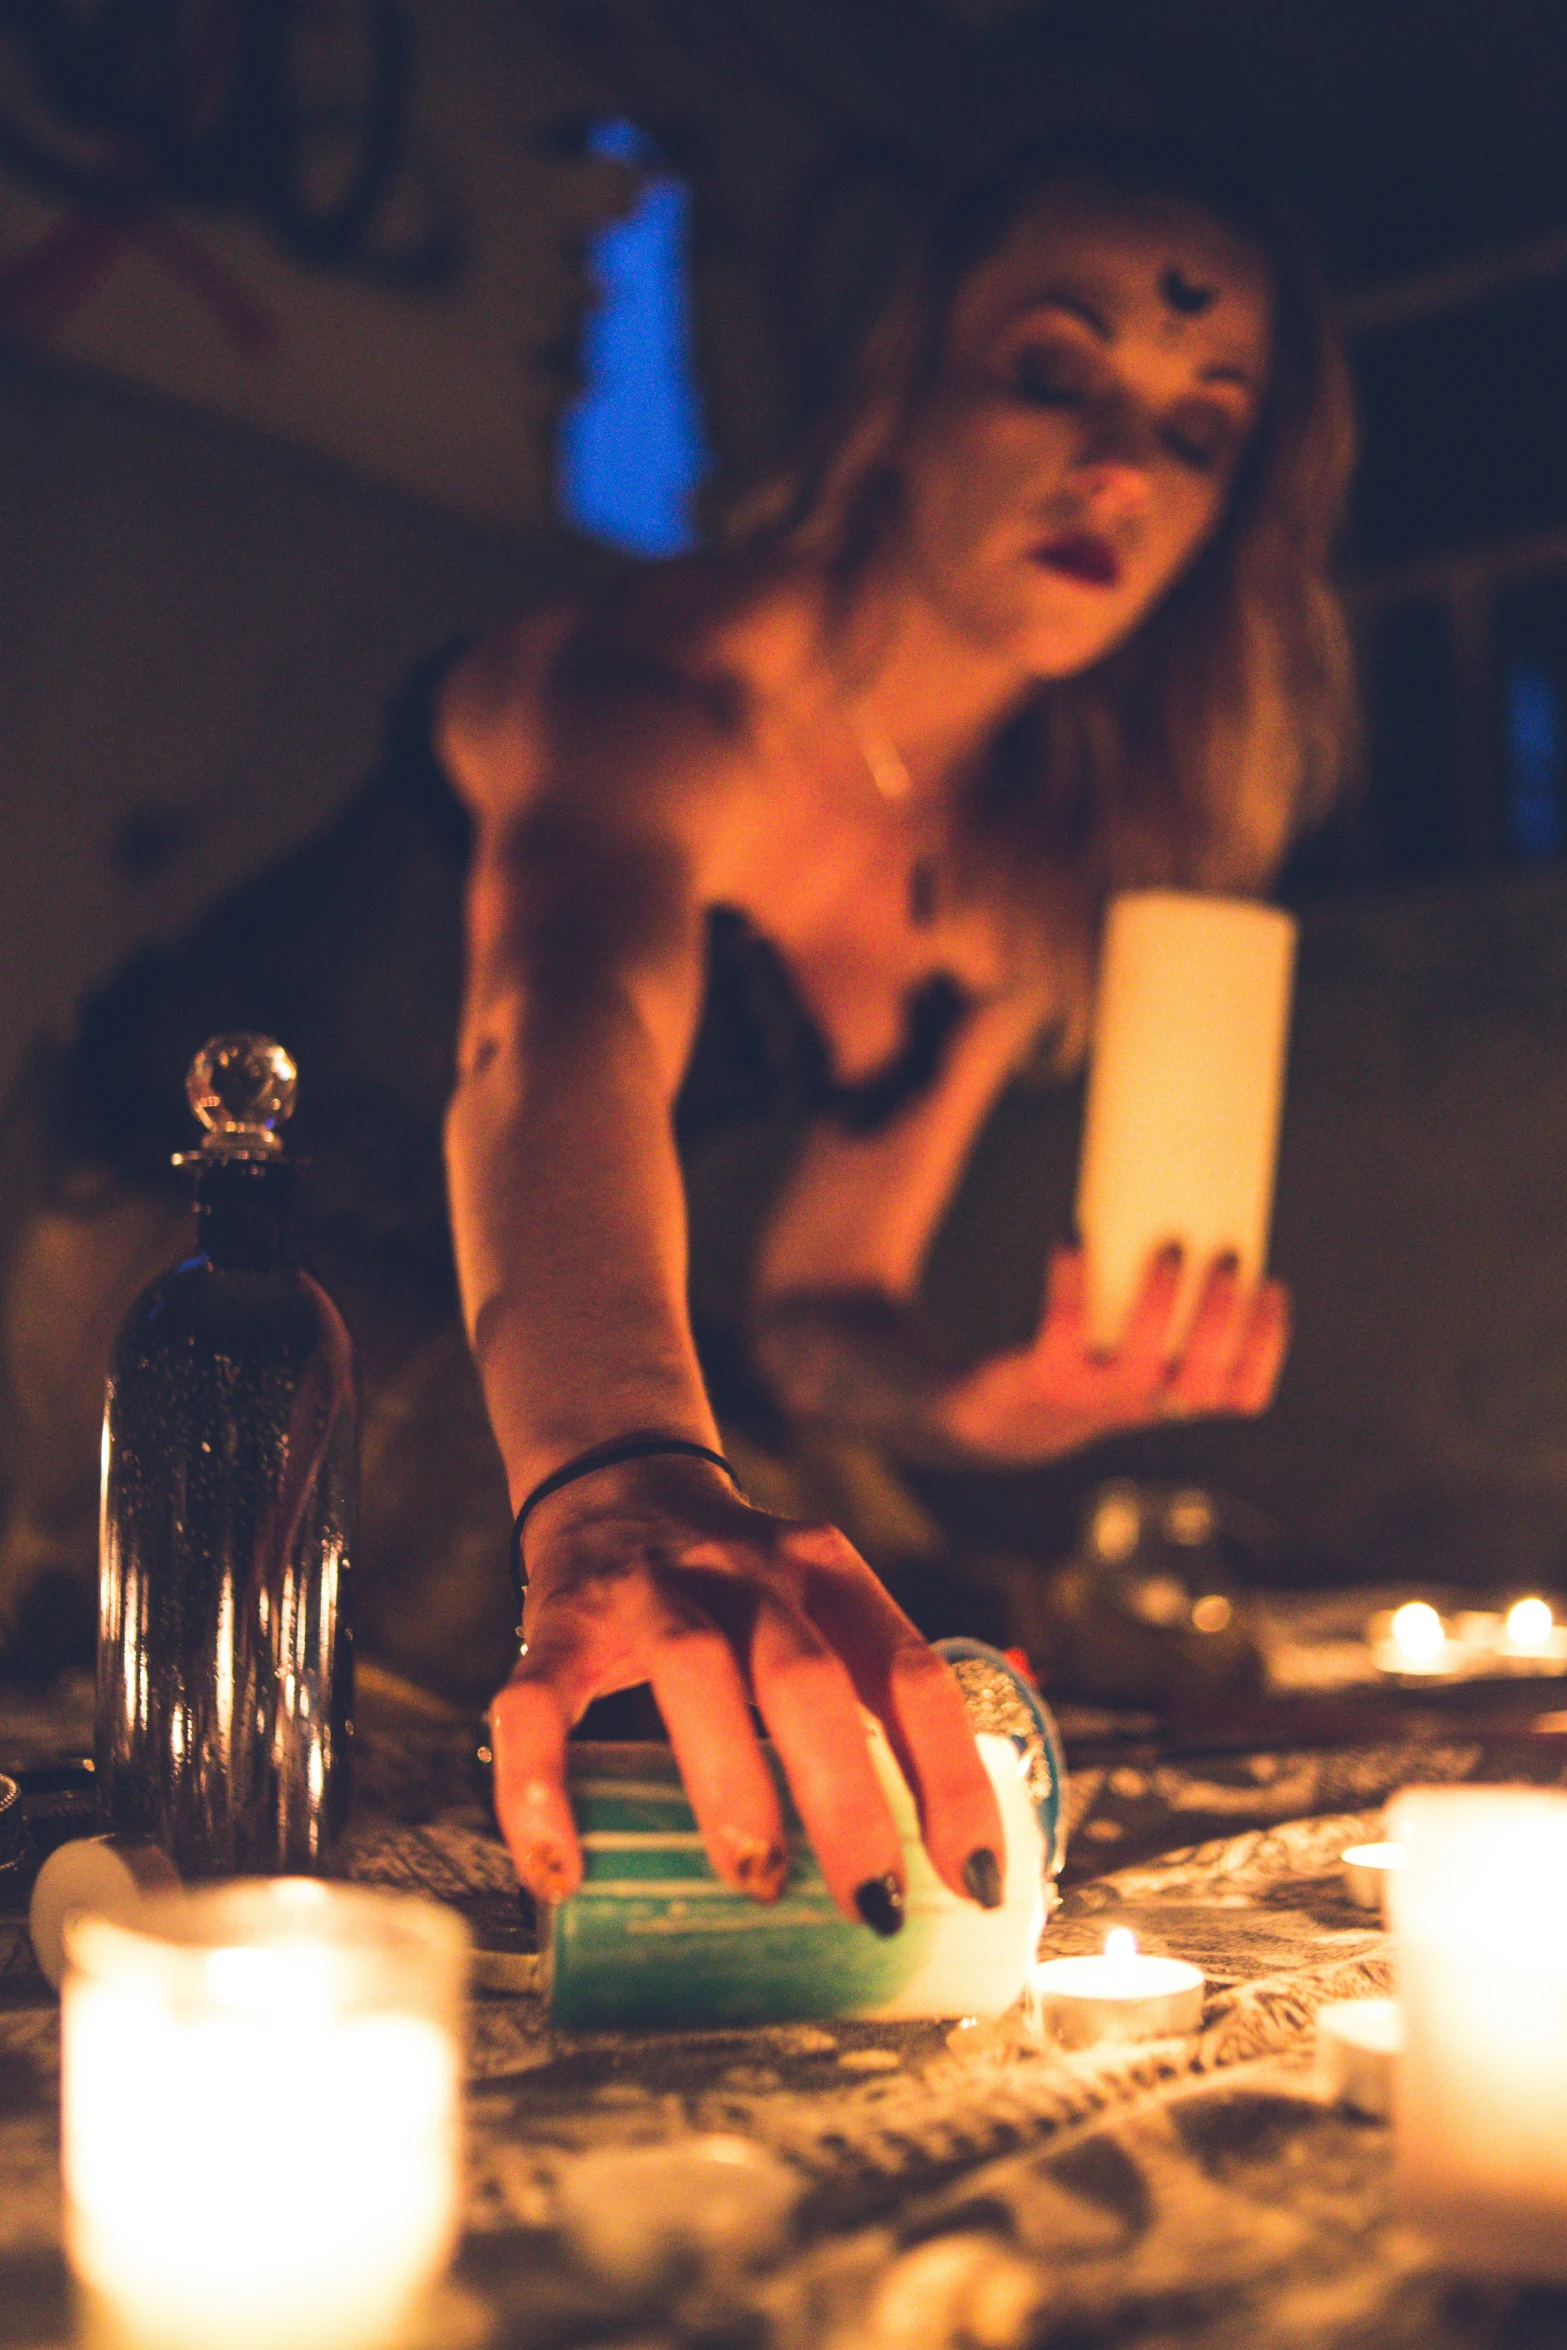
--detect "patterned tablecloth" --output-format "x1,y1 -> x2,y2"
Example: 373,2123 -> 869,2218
3,1671 -> 1567,2350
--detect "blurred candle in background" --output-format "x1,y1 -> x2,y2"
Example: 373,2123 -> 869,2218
62,1880 -> 467,2350
1389,1787 -> 1567,2279
1077,892 -> 1297,1351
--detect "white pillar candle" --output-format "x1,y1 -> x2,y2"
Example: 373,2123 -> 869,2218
1388,1787 -> 1567,2279
1317,1997 -> 1401,2118
62,1879 -> 467,2350
1030,1927 -> 1204,2049
1077,891 -> 1296,1350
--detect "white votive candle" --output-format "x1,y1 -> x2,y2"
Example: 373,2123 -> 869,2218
1076,891 -> 1296,1349
1389,1787 -> 1567,2279
1031,1927 -> 1204,2050
1317,1997 -> 1401,2118
62,1879 -> 467,2350
1342,1840 -> 1403,1915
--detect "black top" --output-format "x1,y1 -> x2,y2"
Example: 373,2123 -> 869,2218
49,646 -> 972,1258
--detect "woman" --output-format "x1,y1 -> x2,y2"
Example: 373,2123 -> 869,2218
439,126 -> 1357,1935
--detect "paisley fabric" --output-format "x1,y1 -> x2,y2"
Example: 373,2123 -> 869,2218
5,1675 -> 1566,2348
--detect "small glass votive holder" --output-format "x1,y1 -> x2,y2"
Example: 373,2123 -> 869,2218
62,1878 -> 468,2350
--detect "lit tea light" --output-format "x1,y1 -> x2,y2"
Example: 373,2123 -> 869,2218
1342,1840 -> 1404,1914
1495,1595 -> 1567,1667
1317,1997 -> 1401,2118
1369,1599 -> 1457,1678
1506,1596 -> 1553,1650
62,1880 -> 467,2350
1390,1787 -> 1567,2280
1030,1927 -> 1204,2050
1389,1601 -> 1445,1666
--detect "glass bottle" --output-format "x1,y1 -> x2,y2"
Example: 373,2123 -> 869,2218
97,1035 -> 356,1877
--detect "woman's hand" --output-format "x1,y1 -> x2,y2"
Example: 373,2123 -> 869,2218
488,1454 -> 1007,1927
937,1242 -> 1289,1464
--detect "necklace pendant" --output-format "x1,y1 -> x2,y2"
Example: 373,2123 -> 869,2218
847,704 -> 914,804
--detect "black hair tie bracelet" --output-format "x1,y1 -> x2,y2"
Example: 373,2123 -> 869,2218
509,1437 -> 742,1619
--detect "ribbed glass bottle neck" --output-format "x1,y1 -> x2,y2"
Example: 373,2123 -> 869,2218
192,1157 -> 301,1271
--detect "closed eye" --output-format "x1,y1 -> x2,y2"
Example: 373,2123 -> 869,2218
1007,345 -> 1092,409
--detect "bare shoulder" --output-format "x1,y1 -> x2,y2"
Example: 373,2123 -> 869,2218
435,558 -> 815,850
434,595 -> 581,822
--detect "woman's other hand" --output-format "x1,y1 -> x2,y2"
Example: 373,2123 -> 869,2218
936,1243 -> 1289,1463
488,1453 -> 1006,1923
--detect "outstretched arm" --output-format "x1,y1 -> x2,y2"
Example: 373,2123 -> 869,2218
439,640 -> 1004,1928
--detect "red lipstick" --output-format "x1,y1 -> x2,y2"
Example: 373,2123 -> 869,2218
1036,533 -> 1121,588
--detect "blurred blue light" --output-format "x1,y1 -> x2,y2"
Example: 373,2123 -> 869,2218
558,120 -> 710,556
1506,662 -> 1564,861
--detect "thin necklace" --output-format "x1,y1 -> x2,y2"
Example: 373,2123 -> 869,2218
844,702 -> 915,804
844,703 -> 941,928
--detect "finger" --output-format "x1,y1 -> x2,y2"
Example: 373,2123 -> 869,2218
489,1670 -> 583,1905
807,1558 -> 1006,1908
1033,1245 -> 1093,1380
748,1586 -> 906,1932
1114,1241 -> 1185,1391
648,1607 -> 789,1902
1162,1252 -> 1244,1412
1226,1278 -> 1291,1413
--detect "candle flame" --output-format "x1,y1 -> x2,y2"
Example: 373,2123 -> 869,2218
1506,1596 -> 1554,1650
1104,1927 -> 1138,1967
1390,1601 -> 1445,1665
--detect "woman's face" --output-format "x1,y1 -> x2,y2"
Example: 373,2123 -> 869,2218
894,183 -> 1274,679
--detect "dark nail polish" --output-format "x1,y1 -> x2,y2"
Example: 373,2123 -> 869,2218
1158,1242 -> 1184,1269
855,1873 -> 905,1938
520,1843 -> 573,1903
962,1848 -> 1003,1910
734,1838 -> 788,1903
1214,1251 -> 1240,1278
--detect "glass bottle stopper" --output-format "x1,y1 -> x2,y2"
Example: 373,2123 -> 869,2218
183,1034 -> 298,1159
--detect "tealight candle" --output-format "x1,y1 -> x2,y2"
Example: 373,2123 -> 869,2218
1317,1997 -> 1401,2118
1076,891 -> 1296,1349
62,1879 -> 467,2350
1030,1927 -> 1204,2050
1505,1596 -> 1553,1650
1496,1596 -> 1567,1667
1341,1840 -> 1403,1915
29,1834 -> 179,1992
1389,1787 -> 1567,2279
1375,1599 -> 1452,1675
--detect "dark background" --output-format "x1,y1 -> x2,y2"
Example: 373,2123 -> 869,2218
4,0 -> 1567,1600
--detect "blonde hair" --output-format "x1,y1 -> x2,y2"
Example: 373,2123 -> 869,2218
720,125 -> 1359,1059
